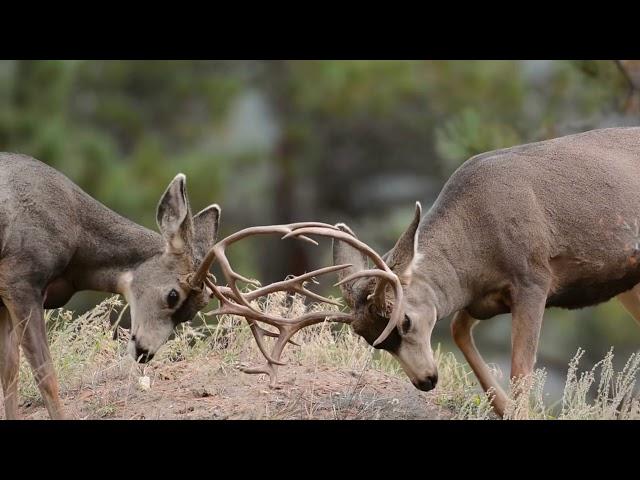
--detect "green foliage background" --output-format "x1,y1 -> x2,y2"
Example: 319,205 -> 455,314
1,60 -> 638,388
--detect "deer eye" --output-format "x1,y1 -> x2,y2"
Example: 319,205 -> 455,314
167,289 -> 180,309
400,314 -> 412,335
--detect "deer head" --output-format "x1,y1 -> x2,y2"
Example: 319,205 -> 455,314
119,171 -> 354,365
331,203 -> 439,391
120,174 -> 220,363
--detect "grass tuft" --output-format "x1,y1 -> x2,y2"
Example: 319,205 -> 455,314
9,293 -> 640,420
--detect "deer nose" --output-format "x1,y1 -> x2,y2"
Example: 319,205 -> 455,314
414,374 -> 438,392
134,343 -> 154,363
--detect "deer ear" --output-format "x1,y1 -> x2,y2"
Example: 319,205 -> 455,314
332,223 -> 370,307
385,202 -> 422,285
156,173 -> 194,254
193,204 -> 221,262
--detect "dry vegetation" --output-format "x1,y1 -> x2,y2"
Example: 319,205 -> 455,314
3,293 -> 640,420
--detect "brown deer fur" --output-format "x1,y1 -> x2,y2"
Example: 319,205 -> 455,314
0,153 -> 220,419
333,127 -> 640,416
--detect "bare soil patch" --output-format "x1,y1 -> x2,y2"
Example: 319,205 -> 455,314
13,353 -> 452,420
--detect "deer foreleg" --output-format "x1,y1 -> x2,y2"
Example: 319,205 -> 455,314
451,310 -> 508,417
4,291 -> 65,420
0,307 -> 20,420
508,282 -> 548,418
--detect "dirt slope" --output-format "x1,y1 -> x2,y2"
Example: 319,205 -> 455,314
13,353 -> 452,420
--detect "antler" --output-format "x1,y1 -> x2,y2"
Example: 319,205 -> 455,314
194,221 -> 404,387
282,226 -> 405,347
203,274 -> 353,386
192,223 -> 354,386
189,222 -> 340,289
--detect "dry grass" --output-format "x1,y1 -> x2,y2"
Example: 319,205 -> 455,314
503,348 -> 640,420
19,296 -> 129,405
439,346 -> 640,420
10,293 -> 640,419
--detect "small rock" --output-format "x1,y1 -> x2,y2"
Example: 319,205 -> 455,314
138,375 -> 151,391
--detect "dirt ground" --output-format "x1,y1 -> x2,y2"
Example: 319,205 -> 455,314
10,353 -> 453,420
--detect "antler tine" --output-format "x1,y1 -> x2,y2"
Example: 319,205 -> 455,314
207,295 -> 353,386
201,244 -> 354,386
238,310 -> 353,387
283,227 -> 388,270
252,324 -> 301,347
189,222 -> 340,290
242,264 -> 352,306
283,225 -> 405,347
334,268 -> 398,288
203,277 -> 289,366
204,259 -> 351,330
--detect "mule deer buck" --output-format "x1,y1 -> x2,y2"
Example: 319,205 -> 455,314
220,127 -> 640,418
0,152 -> 354,420
0,153 -> 228,419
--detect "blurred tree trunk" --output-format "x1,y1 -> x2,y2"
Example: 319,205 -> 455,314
263,61 -> 310,282
616,60 -> 640,114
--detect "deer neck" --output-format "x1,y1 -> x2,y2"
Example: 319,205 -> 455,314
70,194 -> 164,294
409,221 -> 472,320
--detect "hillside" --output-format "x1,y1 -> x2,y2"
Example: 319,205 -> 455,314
3,295 -> 638,420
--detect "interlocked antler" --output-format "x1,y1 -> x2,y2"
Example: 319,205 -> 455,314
191,222 -> 404,387
191,223 -> 353,386
282,226 -> 405,346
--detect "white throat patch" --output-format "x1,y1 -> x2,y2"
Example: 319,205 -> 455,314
117,271 -> 134,303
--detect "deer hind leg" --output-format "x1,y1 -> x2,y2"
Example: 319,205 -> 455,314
3,291 -> 65,420
616,284 -> 640,327
451,310 -> 509,417
0,306 -> 20,419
